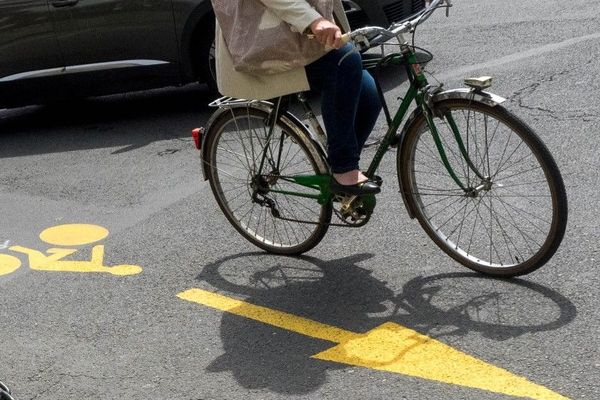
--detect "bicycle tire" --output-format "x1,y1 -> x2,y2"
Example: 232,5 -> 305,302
399,99 -> 567,277
205,105 -> 332,255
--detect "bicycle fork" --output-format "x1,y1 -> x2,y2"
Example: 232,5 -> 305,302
420,95 -> 492,197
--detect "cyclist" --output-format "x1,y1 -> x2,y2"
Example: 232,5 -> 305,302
212,0 -> 382,195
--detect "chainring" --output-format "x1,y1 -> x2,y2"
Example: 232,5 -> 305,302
333,193 -> 376,227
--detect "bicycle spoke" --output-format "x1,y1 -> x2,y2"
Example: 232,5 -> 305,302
208,107 -> 331,254
484,194 -> 541,255
229,112 -> 257,174
403,100 -> 566,274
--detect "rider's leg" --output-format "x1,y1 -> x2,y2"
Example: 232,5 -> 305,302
305,44 -> 381,185
355,70 -> 382,150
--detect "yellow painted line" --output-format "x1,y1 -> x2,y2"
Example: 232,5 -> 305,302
178,288 -> 569,400
177,288 -> 357,343
314,322 -> 567,400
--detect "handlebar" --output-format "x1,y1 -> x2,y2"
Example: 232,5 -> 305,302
340,0 -> 450,50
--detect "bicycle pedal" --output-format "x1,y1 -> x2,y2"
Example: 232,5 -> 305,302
371,175 -> 383,186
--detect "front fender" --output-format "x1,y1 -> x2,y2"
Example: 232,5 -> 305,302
432,88 -> 506,107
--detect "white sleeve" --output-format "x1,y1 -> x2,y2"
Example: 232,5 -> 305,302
258,0 -> 325,33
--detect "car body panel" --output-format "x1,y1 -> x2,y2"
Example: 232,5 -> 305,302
0,0 -> 67,105
0,0 -> 63,77
49,0 -> 181,97
50,0 -> 179,67
0,0 -> 209,107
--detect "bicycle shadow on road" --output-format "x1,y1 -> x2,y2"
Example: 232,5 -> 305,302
194,252 -> 577,395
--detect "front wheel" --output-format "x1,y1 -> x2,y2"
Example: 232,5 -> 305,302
399,99 -> 568,277
205,105 -> 332,255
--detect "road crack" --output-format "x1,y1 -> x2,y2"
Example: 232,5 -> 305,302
508,58 -> 600,122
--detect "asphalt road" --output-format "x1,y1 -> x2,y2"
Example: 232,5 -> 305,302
1,0 -> 599,399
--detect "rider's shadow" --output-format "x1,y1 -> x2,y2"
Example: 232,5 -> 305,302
198,253 -> 393,393
196,253 -> 576,395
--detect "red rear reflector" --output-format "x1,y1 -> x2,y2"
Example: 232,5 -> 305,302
191,128 -> 204,150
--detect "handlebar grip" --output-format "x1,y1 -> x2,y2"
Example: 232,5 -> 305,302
307,32 -> 352,48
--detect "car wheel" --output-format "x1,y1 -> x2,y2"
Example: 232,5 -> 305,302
206,39 -> 218,94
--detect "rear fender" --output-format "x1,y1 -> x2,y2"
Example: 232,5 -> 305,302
200,99 -> 329,181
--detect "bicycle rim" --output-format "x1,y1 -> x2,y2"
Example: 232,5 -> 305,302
206,106 -> 332,255
401,99 -> 567,276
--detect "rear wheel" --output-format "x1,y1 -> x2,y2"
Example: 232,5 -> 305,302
399,99 -> 568,276
205,106 -> 332,255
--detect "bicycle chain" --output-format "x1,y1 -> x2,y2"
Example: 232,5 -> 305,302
262,194 -> 372,228
272,213 -> 365,228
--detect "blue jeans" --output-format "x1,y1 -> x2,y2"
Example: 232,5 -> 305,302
305,44 -> 382,173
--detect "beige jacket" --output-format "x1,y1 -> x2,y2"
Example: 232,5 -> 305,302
215,0 -> 350,100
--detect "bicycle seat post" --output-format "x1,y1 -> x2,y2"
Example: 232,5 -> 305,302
297,92 -> 328,146
267,96 -> 290,128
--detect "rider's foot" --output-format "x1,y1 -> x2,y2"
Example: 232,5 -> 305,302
331,170 -> 381,195
333,170 -> 368,185
362,172 -> 382,186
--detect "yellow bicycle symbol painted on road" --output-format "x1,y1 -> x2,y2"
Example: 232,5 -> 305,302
0,224 -> 142,277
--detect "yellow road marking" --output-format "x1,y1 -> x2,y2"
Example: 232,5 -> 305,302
178,288 -> 568,400
314,322 -> 567,400
39,224 -> 109,246
177,288 -> 356,343
0,254 -> 21,276
9,245 -> 142,276
3,224 -> 142,276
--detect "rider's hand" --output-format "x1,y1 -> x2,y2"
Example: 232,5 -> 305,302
309,18 -> 343,49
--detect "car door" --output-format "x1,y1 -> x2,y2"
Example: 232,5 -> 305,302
0,0 -> 65,107
48,0 -> 181,97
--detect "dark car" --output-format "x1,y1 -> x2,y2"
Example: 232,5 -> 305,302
343,0 -> 427,30
0,0 -> 425,109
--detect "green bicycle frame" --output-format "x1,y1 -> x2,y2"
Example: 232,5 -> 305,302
364,47 -> 486,191
258,42 -> 487,202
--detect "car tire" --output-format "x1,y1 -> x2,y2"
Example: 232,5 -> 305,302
192,15 -> 219,95
205,40 -> 218,94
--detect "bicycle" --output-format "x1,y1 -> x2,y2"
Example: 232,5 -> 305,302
0,381 -> 14,400
193,0 -> 568,277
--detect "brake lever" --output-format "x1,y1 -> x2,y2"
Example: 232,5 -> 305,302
352,33 -> 371,51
